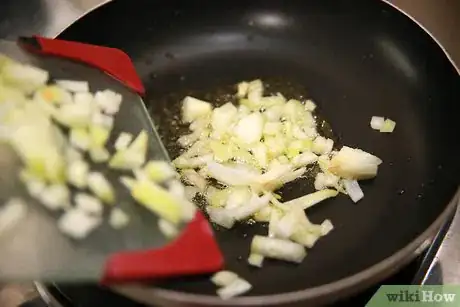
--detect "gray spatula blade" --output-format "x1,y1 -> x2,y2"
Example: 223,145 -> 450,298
0,39 -> 179,282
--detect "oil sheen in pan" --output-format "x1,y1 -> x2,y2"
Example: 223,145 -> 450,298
147,78 -> 338,223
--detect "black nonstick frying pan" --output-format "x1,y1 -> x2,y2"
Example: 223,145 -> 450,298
41,0 -> 460,306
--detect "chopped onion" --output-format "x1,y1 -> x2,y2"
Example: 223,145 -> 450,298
144,160 -> 176,183
2,61 -> 48,93
248,253 -> 264,267
158,218 -> 179,238
343,179 -> 364,203
230,193 -> 270,220
54,100 -> 93,128
212,103 -> 238,133
109,208 -> 130,229
0,198 -> 27,236
207,207 -> 235,229
182,96 -> 212,123
380,118 -> 396,133
329,146 -> 382,180
206,161 -> 259,186
370,116 -> 385,130
291,151 -> 318,168
304,99 -> 316,112
314,172 -> 339,190
131,179 -> 183,224
87,172 -> 115,205
94,90 -> 122,115
91,112 -> 114,129
273,209 -> 300,239
67,159 -> 89,189
114,132 -> 133,151
182,169 -> 207,191
216,278 -> 252,300
89,125 -> 111,148
234,112 -> 264,144
58,208 -> 101,239
75,193 -> 103,216
284,189 -> 339,210
226,187 -> 252,209
55,80 -> 89,92
312,136 -> 334,155
211,270 -> 239,287
39,184 -> 71,211
250,235 -> 306,263
109,130 -> 148,170
70,128 -> 90,151
89,146 -> 110,163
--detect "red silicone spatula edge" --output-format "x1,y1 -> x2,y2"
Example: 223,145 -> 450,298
17,36 -> 145,95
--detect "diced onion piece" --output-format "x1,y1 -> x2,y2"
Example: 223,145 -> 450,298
0,198 -> 27,236
329,146 -> 382,180
144,160 -> 176,183
253,206 -> 272,222
182,96 -> 212,123
234,112 -> 264,144
109,130 -> 148,170
274,209 -> 300,239
58,208 -> 101,239
70,128 -> 90,151
291,151 -> 318,168
370,116 -> 385,130
304,99 -> 316,112
284,189 -> 339,210
211,271 -> 239,287
75,193 -> 103,216
380,118 -> 396,133
34,85 -> 73,105
248,253 -> 264,267
67,159 -> 89,189
237,81 -> 249,98
24,178 -> 46,198
131,179 -> 183,224
94,90 -> 122,115
109,208 -> 130,229
320,219 -> 334,235
89,146 -> 110,163
343,179 -> 364,203
211,102 -> 238,133
182,169 -> 207,191
89,124 -> 111,148
39,184 -> 71,210
314,172 -> 339,190
119,176 -> 136,190
217,278 -> 252,300
66,147 -> 83,162
251,143 -> 268,168
312,136 -> 334,155
55,80 -> 89,92
73,92 -> 94,105
226,187 -> 252,209
87,172 -> 115,205
207,207 -> 235,229
251,235 -> 306,263
91,112 -> 114,130
55,100 -> 93,128
206,161 -> 258,186
158,218 -> 179,238
2,61 -> 49,93
114,132 -> 133,151
230,193 -> 270,220
247,79 -> 263,105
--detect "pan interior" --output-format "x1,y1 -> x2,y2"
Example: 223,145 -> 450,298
58,0 -> 460,296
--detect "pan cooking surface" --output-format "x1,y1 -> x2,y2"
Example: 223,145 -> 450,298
58,0 -> 459,298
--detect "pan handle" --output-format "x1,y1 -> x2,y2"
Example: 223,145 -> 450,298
17,36 -> 145,95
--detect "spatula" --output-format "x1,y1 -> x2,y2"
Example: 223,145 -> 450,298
0,36 -> 224,283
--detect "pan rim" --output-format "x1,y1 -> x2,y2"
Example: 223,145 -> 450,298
50,0 -> 460,305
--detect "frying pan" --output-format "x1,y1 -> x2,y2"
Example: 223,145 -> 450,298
39,0 -> 460,305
